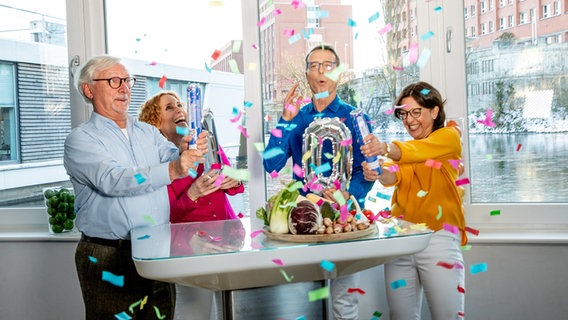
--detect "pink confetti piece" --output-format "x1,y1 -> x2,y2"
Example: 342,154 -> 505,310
214,173 -> 225,187
271,128 -> 282,138
448,159 -> 462,170
378,23 -> 393,35
333,180 -> 341,190
237,125 -> 249,138
256,17 -> 266,27
293,163 -> 304,178
387,165 -> 400,172
272,259 -> 285,266
316,199 -> 324,206
273,9 -> 282,16
147,61 -> 158,66
409,43 -> 419,64
455,178 -> 470,186
291,0 -> 301,8
252,44 -> 258,49
285,103 -> 296,112
269,170 -> 279,178
442,223 -> 459,235
283,29 -> 295,36
229,110 -> 243,123
384,108 -> 394,115
340,138 -> 352,146
425,159 -> 442,169
250,229 -> 263,238
237,212 -> 244,218
392,65 -> 404,71
210,163 -> 222,170
476,109 -> 496,127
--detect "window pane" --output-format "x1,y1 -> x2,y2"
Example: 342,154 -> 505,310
464,0 -> 568,203
0,0 -> 71,207
105,0 -> 247,214
260,0 -> 420,212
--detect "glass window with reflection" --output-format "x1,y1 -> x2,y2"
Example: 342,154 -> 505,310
0,0 -> 71,208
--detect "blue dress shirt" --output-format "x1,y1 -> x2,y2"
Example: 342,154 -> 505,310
263,96 -> 374,204
64,112 -> 179,239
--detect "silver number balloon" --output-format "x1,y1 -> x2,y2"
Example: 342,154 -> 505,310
302,117 -> 353,193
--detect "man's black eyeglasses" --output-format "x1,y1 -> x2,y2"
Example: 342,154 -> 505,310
92,77 -> 136,89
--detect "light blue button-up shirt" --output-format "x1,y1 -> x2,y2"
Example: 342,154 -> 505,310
64,112 -> 179,239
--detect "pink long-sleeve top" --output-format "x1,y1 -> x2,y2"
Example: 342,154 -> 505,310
168,149 -> 244,223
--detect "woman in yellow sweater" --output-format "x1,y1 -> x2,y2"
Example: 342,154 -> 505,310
362,81 -> 466,319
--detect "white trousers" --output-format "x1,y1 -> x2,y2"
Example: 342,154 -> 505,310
330,272 -> 361,320
384,230 -> 465,320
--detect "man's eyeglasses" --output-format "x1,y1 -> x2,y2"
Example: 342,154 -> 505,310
306,61 -> 336,72
395,107 -> 423,120
92,77 -> 136,89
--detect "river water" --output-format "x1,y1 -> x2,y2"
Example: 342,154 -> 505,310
242,132 -> 568,215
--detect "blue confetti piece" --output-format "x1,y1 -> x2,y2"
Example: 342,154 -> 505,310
176,126 -> 190,136
314,162 -> 332,175
204,62 -> 212,73
420,31 -> 435,41
368,12 -> 380,23
320,260 -> 335,272
302,28 -> 314,39
232,106 -> 239,115
136,234 -> 151,240
134,173 -> 146,184
416,48 -> 432,68
295,316 -> 306,320
420,88 -> 431,95
434,6 -> 442,12
243,100 -> 253,107
314,91 -> 330,100
102,270 -> 125,287
88,256 -> 98,263
114,311 -> 132,320
288,33 -> 302,45
390,279 -> 407,290
188,168 -> 198,178
375,192 -> 391,200
470,262 -> 488,275
315,10 -> 329,18
262,147 -> 285,160
354,32 -> 359,40
347,18 -> 357,27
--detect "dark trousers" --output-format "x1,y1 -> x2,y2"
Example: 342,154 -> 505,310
75,238 -> 175,319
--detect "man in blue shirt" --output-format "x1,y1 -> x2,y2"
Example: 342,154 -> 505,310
64,55 -> 207,319
263,45 -> 374,319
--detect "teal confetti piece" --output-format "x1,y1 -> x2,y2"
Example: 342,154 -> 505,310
243,100 -> 253,107
347,18 -> 357,27
88,256 -> 98,263
102,270 -> 125,287
375,192 -> 391,200
368,12 -> 380,23
134,173 -> 146,184
176,126 -> 190,136
231,106 -> 239,115
114,311 -> 132,320
367,196 -> 376,203
354,32 -> 359,40
470,262 -> 488,275
288,33 -> 302,44
302,28 -> 314,39
315,10 -> 329,18
420,88 -> 431,95
390,279 -> 407,290
314,91 -> 329,99
136,234 -> 151,240
262,147 -> 285,160
296,316 -> 306,320
188,168 -> 198,178
204,62 -> 212,73
434,6 -> 442,12
320,260 -> 335,272
315,162 -> 332,175
416,48 -> 432,68
420,31 -> 435,41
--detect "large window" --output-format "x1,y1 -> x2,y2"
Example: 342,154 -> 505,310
1,0 -> 566,231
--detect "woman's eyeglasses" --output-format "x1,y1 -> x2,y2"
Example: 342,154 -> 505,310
395,107 -> 423,120
92,77 -> 136,89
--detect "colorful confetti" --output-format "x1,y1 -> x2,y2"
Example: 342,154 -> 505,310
102,271 -> 124,287
347,288 -> 366,295
368,12 -> 380,23
308,286 -> 330,302
470,262 -> 488,275
320,260 -> 335,272
390,279 -> 407,290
